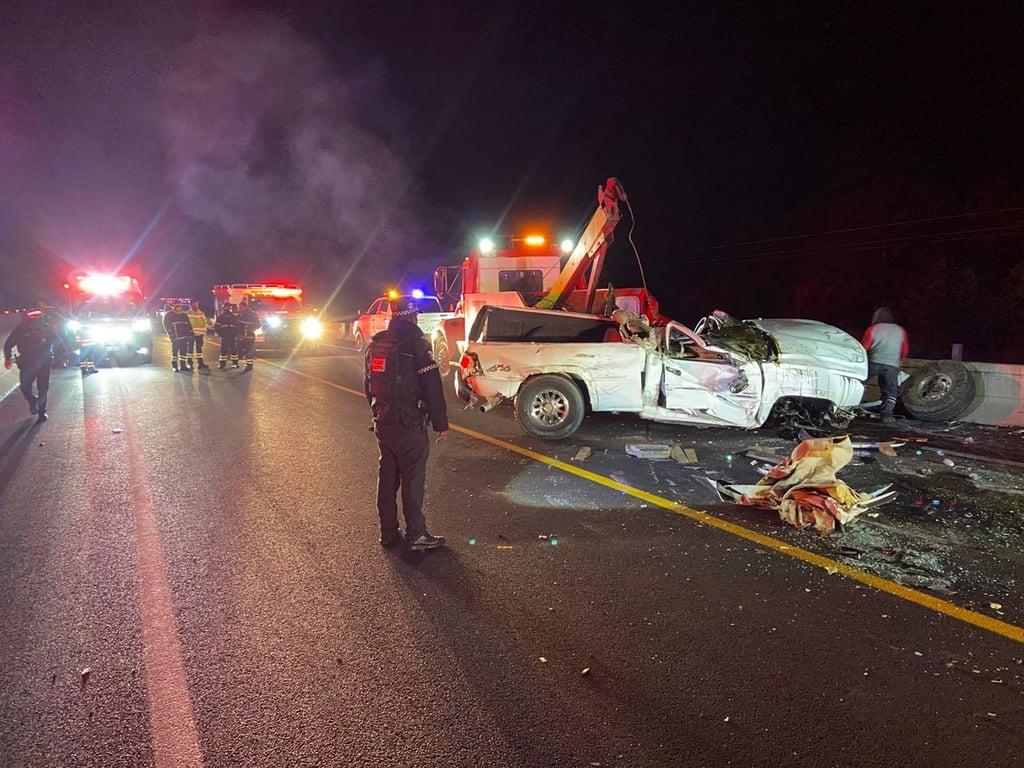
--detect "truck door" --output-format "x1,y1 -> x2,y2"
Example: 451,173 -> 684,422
373,300 -> 391,336
659,322 -> 763,427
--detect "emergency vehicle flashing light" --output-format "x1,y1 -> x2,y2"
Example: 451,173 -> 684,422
76,273 -> 134,296
477,234 -> 569,254
411,288 -> 425,299
387,289 -> 399,299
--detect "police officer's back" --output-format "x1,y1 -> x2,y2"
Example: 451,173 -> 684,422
364,298 -> 449,550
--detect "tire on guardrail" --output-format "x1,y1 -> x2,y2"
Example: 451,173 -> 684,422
899,360 -> 975,422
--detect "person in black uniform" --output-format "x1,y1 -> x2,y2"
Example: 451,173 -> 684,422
3,308 -> 67,423
213,302 -> 240,369
163,300 -> 193,372
235,299 -> 262,372
364,297 -> 449,550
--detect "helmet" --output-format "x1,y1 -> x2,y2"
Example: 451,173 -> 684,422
389,297 -> 419,319
25,309 -> 42,320
172,300 -> 183,309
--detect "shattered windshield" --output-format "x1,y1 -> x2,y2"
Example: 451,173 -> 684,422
697,311 -> 777,361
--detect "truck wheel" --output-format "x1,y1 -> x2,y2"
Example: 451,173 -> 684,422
900,360 -> 975,422
354,331 -> 366,352
514,374 -> 586,440
433,335 -> 452,377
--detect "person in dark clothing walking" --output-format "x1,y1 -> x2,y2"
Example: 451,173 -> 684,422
862,307 -> 909,424
235,300 -> 262,372
3,308 -> 67,423
364,297 -> 449,551
213,302 -> 240,368
163,300 -> 194,372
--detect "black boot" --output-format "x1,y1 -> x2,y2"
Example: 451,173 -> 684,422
218,361 -> 226,369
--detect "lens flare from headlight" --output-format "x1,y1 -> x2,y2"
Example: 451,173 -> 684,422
132,318 -> 151,332
67,320 -> 82,332
265,316 -> 283,328
301,317 -> 323,339
90,324 -> 132,343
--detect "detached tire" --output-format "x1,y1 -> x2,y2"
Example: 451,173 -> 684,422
900,360 -> 975,422
514,374 -> 586,440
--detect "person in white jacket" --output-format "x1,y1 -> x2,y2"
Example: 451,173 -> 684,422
861,307 -> 909,423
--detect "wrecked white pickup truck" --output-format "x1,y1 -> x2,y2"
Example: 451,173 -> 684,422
457,306 -> 868,440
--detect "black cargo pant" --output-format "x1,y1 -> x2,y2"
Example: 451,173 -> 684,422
20,362 -> 51,415
218,332 -> 238,365
868,362 -> 900,416
374,420 -> 430,541
170,335 -> 191,369
238,336 -> 256,366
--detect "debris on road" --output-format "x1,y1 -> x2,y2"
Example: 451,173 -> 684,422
670,445 -> 699,464
850,440 -> 906,453
572,446 -> 592,462
717,436 -> 897,535
625,443 -> 671,460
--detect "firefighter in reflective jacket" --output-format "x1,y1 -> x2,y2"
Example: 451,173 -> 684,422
213,303 -> 239,369
163,300 -> 193,372
364,297 -> 449,551
235,299 -> 262,372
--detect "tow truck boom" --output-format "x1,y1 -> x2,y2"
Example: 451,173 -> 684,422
533,177 -> 626,312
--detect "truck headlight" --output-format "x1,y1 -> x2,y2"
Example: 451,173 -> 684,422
265,316 -> 282,329
301,317 -> 323,339
132,319 -> 151,332
67,320 -> 82,332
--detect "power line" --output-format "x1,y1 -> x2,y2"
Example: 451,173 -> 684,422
648,222 -> 1024,266
673,204 -> 1024,255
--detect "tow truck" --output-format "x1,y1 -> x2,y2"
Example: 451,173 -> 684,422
431,177 -> 659,378
211,283 -> 323,350
64,272 -> 154,365
456,180 -> 868,439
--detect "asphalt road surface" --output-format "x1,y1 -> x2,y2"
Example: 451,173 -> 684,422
1,324 -> 1022,768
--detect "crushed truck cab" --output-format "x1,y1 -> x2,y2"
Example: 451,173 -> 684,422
458,306 -> 867,440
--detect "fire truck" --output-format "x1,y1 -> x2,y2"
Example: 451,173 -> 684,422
430,177 -> 661,377
64,272 -> 154,365
210,283 -> 323,349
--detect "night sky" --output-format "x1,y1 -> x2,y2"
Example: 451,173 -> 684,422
2,1 -> 1023,360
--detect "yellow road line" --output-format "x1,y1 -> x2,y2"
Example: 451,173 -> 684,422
270,359 -> 1024,645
